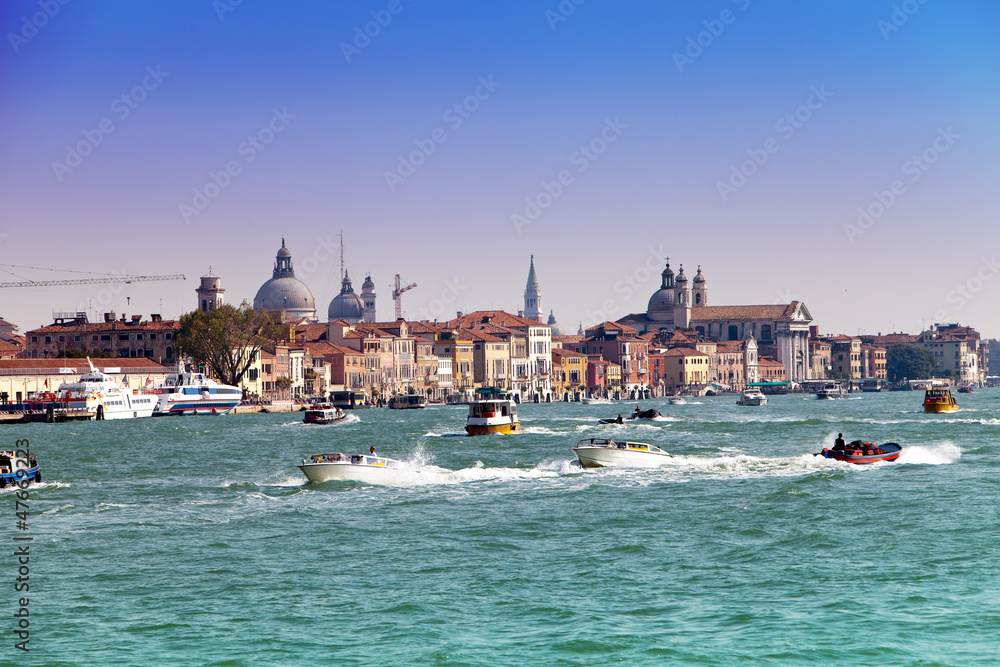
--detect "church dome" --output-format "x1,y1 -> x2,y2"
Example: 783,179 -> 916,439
253,240 -> 317,322
328,270 -> 364,322
546,310 -> 566,336
693,265 -> 705,283
676,265 -> 688,283
361,274 -> 375,293
647,261 -> 675,320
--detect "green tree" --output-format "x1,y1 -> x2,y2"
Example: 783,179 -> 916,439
886,344 -> 935,382
987,339 -> 1000,375
175,303 -> 282,387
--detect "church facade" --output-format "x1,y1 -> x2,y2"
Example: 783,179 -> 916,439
618,262 -> 812,383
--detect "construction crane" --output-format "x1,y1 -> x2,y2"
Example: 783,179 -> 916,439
392,274 -> 416,320
0,274 -> 186,288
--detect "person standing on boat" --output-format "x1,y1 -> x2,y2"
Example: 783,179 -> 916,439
369,446 -> 377,456
834,433 -> 846,451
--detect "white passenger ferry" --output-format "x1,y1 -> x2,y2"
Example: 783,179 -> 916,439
53,360 -> 156,419
152,365 -> 242,416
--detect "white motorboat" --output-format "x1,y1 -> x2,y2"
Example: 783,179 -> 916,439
53,360 -> 156,419
571,438 -> 673,468
581,397 -> 611,404
668,396 -> 687,405
297,452 -> 408,484
816,382 -> 848,399
152,364 -> 242,416
302,404 -> 346,424
736,388 -> 767,406
0,450 -> 40,488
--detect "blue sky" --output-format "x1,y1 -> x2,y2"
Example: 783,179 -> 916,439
2,0 -> 998,337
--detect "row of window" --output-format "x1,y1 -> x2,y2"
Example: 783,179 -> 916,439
35,332 -> 172,343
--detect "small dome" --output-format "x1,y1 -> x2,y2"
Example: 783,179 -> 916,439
676,265 -> 688,282
546,310 -> 566,336
276,238 -> 291,258
361,274 -> 375,292
328,270 -> 364,322
693,266 -> 706,283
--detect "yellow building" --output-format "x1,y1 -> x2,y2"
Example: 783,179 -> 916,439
551,348 -> 588,400
434,331 -> 474,400
662,348 -> 711,390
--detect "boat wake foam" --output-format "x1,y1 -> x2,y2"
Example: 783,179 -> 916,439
896,442 -> 961,465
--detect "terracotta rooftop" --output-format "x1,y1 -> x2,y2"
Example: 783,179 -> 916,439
690,302 -> 806,322
447,310 -> 549,330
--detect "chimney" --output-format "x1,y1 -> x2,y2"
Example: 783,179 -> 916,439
151,314 -> 162,322
809,325 -> 819,340
105,312 -> 115,323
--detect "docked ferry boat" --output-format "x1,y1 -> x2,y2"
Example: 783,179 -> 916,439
923,388 -> 959,413
152,366 -> 242,416
466,397 -> 520,435
387,393 -> 428,409
53,361 -> 156,419
329,390 -> 369,409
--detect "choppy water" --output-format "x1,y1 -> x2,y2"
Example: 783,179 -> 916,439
9,390 -> 1000,665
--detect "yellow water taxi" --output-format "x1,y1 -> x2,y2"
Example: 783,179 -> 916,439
923,388 -> 958,413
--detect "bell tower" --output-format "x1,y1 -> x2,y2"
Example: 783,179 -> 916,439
523,255 -> 542,322
673,264 -> 691,328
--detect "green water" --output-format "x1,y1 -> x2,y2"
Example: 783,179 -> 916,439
8,390 -> 999,665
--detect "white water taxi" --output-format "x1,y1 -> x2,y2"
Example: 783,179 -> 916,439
816,382 -> 848,399
736,388 -> 767,406
388,393 -> 427,409
571,438 -> 673,468
466,398 -> 520,435
53,360 -> 156,419
668,396 -> 687,405
297,452 -> 408,484
152,365 -> 242,416
303,404 -> 345,424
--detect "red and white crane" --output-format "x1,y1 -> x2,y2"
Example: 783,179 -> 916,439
392,274 -> 416,320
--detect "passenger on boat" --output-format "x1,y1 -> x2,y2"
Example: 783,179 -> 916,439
369,446 -> 376,456
616,414 -> 623,424
833,434 -> 846,452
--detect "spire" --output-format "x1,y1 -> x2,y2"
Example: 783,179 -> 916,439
526,254 -> 539,287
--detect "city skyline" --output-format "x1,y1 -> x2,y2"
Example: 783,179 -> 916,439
2,1 -> 998,337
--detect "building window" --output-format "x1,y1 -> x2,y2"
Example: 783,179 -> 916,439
101,335 -> 111,342
119,334 -> 129,341
45,336 -> 51,343
150,333 -> 157,340
728,326 -> 738,341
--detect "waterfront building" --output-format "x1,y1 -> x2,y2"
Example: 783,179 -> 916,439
914,325 -> 984,384
827,335 -> 861,380
196,270 -> 225,312
587,356 -> 609,397
464,329 -> 510,391
715,338 -> 759,390
25,312 -> 178,363
619,260 -> 812,383
661,347 -> 711,391
551,347 -> 588,400
860,344 -> 887,381
433,331 -> 474,401
0,319 -> 24,359
571,322 -> 649,399
0,358 -> 170,403
758,357 -> 786,382
253,240 -> 317,323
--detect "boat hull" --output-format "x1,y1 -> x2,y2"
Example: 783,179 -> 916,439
298,457 -> 407,484
153,399 -> 239,416
817,443 -> 901,464
466,422 -> 520,436
0,466 -> 40,487
572,447 -> 672,468
923,403 -> 959,413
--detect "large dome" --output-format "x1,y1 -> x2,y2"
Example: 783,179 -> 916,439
646,262 -> 675,321
253,240 -> 317,322
328,271 -> 364,322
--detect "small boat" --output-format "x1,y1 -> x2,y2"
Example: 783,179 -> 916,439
736,388 -> 767,406
581,397 -> 611,404
302,404 -> 346,424
466,397 -> 520,435
598,415 -> 626,425
816,441 -> 902,464
0,450 -> 40,488
957,385 -> 974,394
816,382 -> 848,399
387,393 -> 428,409
628,408 -> 661,420
923,388 -> 958,413
297,452 -> 408,484
572,438 -> 673,468
668,396 -> 686,405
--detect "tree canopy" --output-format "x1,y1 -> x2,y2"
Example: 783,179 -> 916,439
175,303 -> 283,387
886,344 -> 935,382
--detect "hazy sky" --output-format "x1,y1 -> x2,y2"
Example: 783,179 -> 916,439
2,1 -> 998,337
